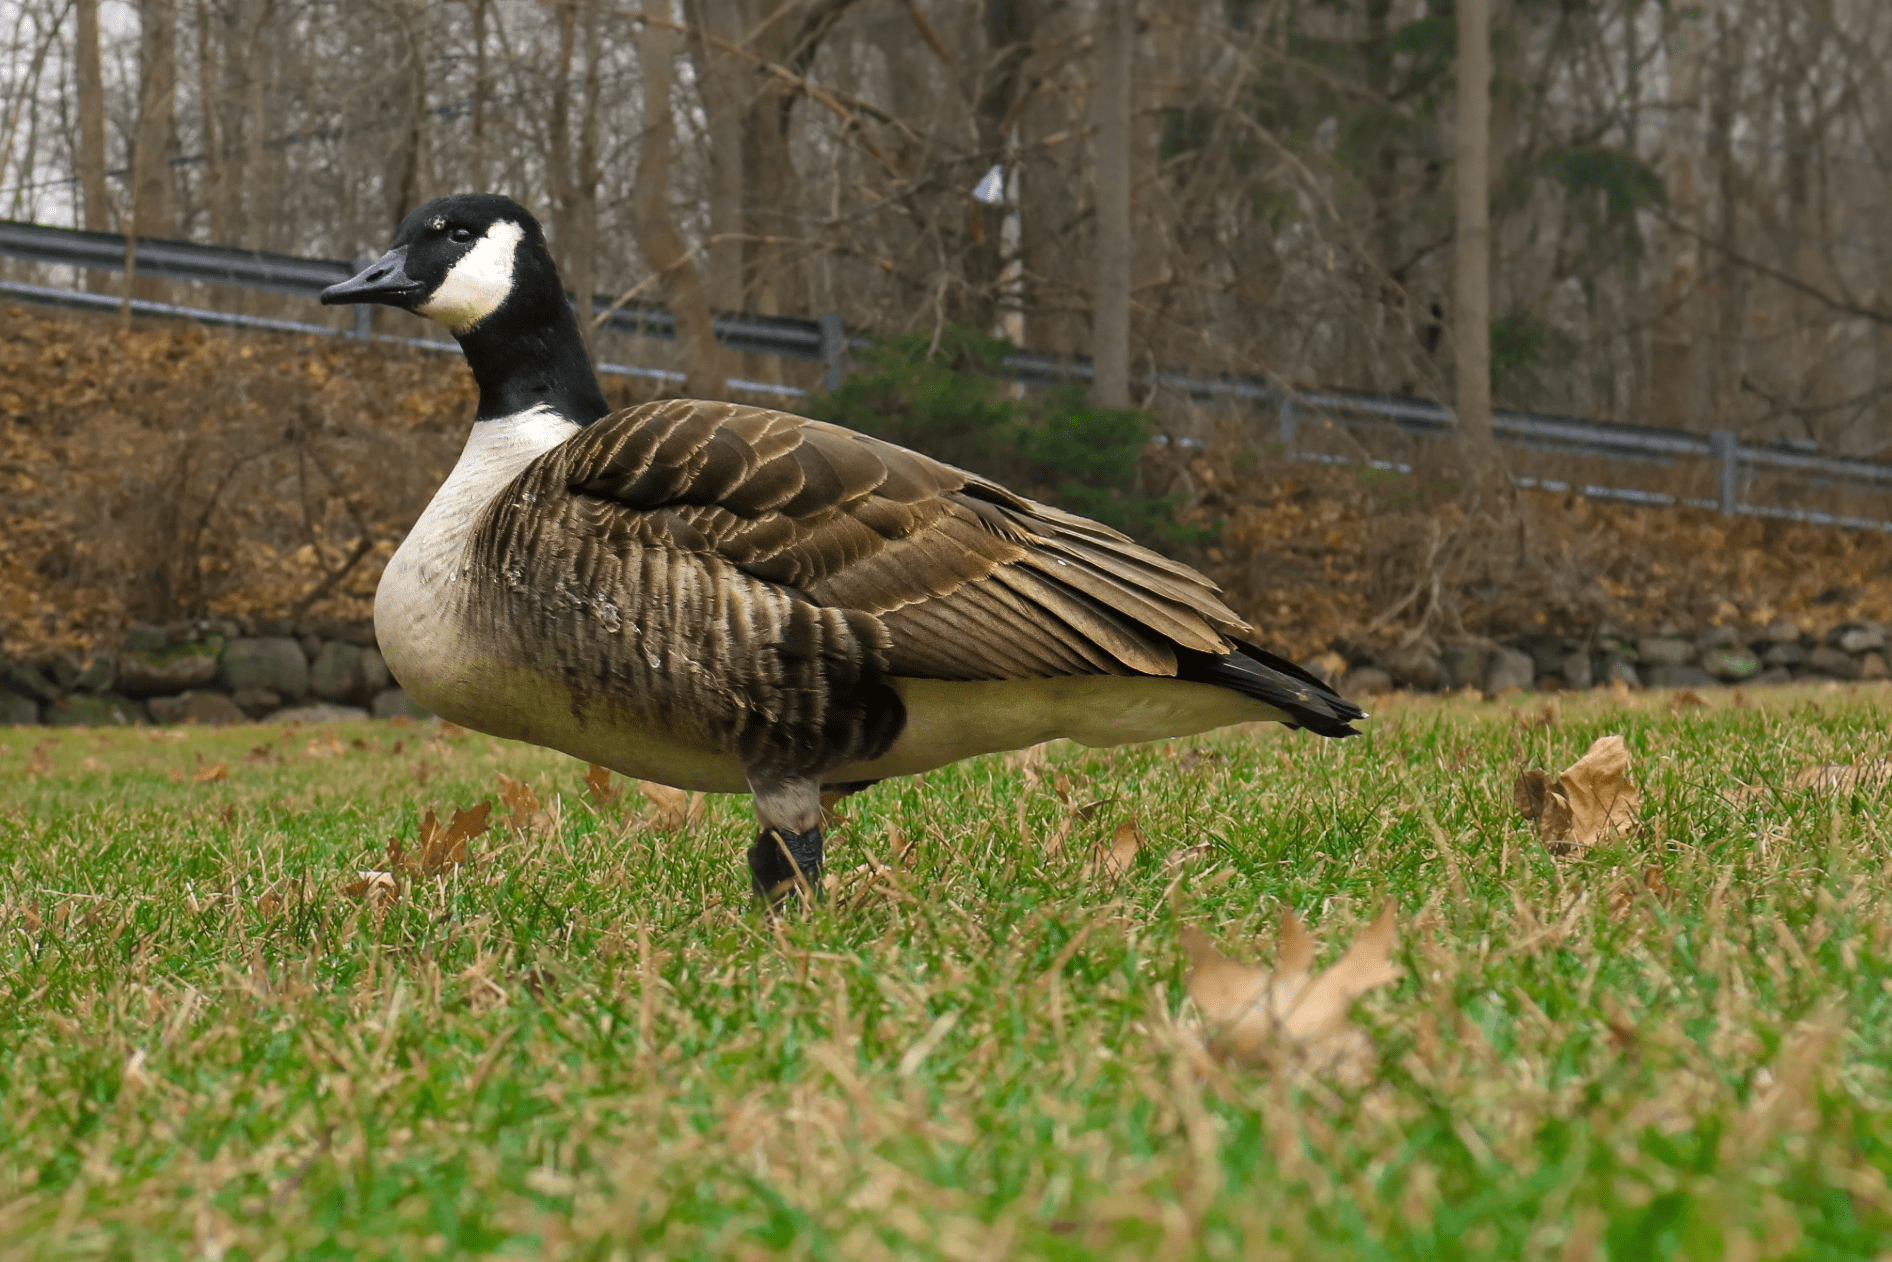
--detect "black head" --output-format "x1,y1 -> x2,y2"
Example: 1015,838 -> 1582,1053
321,194 -> 608,425
321,194 -> 557,335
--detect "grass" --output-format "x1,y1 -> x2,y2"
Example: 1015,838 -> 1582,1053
3,686 -> 1892,1260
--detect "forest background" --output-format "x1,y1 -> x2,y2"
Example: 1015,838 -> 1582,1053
3,0 -> 1892,661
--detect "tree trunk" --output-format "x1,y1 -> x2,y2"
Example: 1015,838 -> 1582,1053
469,0 -> 489,191
735,0 -> 809,330
633,20 -> 734,398
547,0 -> 576,265
570,0 -> 602,357
76,0 -> 109,236
194,0 -> 223,241
390,2 -> 431,224
132,0 -> 180,300
219,0 -> 264,247
1649,4 -> 1704,431
1453,0 -> 1494,462
1090,0 -> 1132,409
971,0 -> 1037,327
683,0 -> 745,312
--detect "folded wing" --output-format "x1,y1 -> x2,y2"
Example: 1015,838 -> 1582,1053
556,398 -> 1257,683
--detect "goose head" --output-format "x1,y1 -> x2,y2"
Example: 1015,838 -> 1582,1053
321,193 -> 609,425
321,193 -> 556,335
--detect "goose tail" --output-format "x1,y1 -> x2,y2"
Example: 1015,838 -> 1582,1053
1175,640 -> 1366,738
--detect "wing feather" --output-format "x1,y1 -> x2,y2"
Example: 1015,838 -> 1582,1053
552,399 -> 1253,681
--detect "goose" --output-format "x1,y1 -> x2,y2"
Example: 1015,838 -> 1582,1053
321,193 -> 1363,903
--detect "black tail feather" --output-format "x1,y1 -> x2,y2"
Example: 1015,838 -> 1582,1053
1175,640 -> 1365,738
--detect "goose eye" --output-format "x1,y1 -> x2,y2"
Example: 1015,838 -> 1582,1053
449,227 -> 473,244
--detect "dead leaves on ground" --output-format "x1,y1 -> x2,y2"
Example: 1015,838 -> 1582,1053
343,801 -> 491,903
1183,902 -> 1401,1085
1515,734 -> 1641,854
1084,815 -> 1146,881
1780,760 -> 1892,796
583,763 -> 620,806
497,773 -> 553,836
637,779 -> 705,831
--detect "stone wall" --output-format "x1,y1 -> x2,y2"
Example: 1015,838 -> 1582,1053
7,614 -> 1889,729
0,619 -> 430,726
1323,616 -> 1890,697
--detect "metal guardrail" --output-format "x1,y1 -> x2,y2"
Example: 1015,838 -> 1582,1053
3,217 -> 1891,530
0,219 -> 859,379
1009,333 -> 1892,531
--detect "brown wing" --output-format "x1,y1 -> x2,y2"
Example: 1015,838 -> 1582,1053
557,398 -> 1254,680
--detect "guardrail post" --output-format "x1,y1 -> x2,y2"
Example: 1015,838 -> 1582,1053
1710,428 -> 1738,515
818,314 -> 846,391
1277,395 -> 1297,453
348,259 -> 373,339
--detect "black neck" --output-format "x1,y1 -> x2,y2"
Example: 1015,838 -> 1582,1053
457,289 -> 610,425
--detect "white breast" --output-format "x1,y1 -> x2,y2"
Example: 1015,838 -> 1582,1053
374,407 -> 580,709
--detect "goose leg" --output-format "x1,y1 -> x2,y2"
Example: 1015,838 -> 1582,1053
747,775 -> 824,907
748,825 -> 825,904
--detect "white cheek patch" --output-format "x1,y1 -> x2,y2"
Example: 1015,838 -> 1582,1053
418,220 -> 526,333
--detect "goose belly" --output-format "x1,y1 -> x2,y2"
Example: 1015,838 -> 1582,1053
375,538 -> 753,793
831,675 -> 1290,782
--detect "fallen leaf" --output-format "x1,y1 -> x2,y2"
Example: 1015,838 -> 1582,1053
638,780 -> 704,830
817,788 -> 851,830
1607,864 -> 1675,918
1183,901 -> 1400,1084
78,756 -> 107,772
585,764 -> 620,806
437,721 -> 469,739
1005,742 -> 1049,788
1086,814 -> 1147,880
410,802 -> 490,875
496,773 -> 545,832
1514,734 -> 1640,853
1518,699 -> 1560,730
1669,688 -> 1710,711
304,731 -> 345,759
245,744 -> 273,762
193,761 -> 228,783
166,768 -> 185,784
342,870 -> 398,902
1786,761 -> 1892,795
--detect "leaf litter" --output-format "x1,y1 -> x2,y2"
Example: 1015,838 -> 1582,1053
1085,814 -> 1148,881
1182,902 -> 1401,1085
636,779 -> 704,831
343,800 -> 492,900
1514,733 -> 1640,853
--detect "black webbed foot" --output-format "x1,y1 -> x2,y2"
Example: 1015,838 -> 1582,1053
749,824 -> 824,909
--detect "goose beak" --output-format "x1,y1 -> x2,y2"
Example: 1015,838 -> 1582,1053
321,247 -> 421,306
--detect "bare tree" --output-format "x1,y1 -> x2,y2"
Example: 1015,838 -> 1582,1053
131,0 -> 179,242
74,0 -> 106,233
1454,0 -> 1492,458
630,14 -> 732,396
1090,0 -> 1132,408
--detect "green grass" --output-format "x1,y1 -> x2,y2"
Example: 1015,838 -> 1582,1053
4,688 -> 1892,1260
